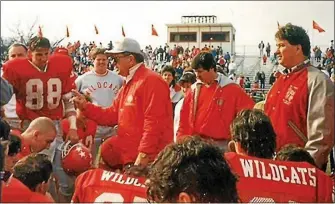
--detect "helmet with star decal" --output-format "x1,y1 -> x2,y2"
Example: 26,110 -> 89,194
61,141 -> 93,176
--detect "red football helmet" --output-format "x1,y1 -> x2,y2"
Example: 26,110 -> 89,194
61,141 -> 92,176
53,47 -> 70,56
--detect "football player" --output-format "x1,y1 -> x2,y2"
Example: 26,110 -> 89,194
2,36 -> 78,202
61,138 -> 147,203
146,136 -> 238,203
1,43 -> 28,130
2,153 -> 54,202
226,109 -> 333,202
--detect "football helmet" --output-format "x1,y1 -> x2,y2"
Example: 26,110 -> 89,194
53,47 -> 70,56
61,141 -> 92,176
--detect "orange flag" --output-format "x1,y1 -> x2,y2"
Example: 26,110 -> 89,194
122,26 -> 126,37
312,20 -> 325,33
94,24 -> 99,35
277,21 -> 280,29
66,26 -> 70,38
152,24 -> 158,36
38,26 -> 43,39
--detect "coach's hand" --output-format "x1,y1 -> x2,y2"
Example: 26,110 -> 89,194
71,89 -> 88,111
67,128 -> 79,144
134,152 -> 150,167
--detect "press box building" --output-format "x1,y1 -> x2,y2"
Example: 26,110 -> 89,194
166,15 -> 236,54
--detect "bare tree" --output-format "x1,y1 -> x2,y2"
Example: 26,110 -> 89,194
3,16 -> 65,53
6,16 -> 39,46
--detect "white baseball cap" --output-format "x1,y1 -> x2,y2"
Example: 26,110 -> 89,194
105,37 -> 142,55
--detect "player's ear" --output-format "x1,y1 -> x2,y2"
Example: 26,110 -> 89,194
177,192 -> 192,203
228,140 -> 236,153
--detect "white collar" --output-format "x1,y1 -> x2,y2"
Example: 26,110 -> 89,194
126,62 -> 143,84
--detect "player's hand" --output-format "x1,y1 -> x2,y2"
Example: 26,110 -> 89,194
66,128 -> 79,144
134,152 -> 150,167
71,89 -> 88,111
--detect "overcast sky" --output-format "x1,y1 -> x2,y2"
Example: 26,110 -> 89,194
1,1 -> 334,49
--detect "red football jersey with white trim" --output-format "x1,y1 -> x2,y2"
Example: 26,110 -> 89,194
224,152 -> 333,203
2,55 -> 75,120
2,177 -> 54,202
71,168 -> 147,203
61,118 -> 97,151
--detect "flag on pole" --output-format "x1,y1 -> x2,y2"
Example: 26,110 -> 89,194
38,26 -> 43,39
312,20 -> 325,33
94,24 -> 99,35
122,25 -> 126,37
152,24 -> 158,36
66,26 -> 70,38
277,21 -> 280,29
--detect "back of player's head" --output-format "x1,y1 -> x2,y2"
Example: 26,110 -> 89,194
147,136 -> 238,203
0,118 -> 11,141
191,52 -> 217,71
13,153 -> 53,191
25,117 -> 56,135
28,36 -> 51,51
7,132 -> 21,157
230,109 -> 276,159
275,144 -> 316,166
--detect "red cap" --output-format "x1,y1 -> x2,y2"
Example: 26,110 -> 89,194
100,136 -> 124,168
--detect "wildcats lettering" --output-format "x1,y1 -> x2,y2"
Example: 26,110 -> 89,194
100,170 -> 146,188
84,82 -> 119,95
239,158 -> 316,187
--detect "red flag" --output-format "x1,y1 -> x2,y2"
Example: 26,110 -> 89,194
94,24 -> 99,35
277,21 -> 280,29
312,20 -> 325,33
122,26 -> 126,37
38,26 -> 43,39
66,26 -> 70,38
152,24 -> 158,36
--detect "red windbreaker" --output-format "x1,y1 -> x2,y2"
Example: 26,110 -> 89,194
82,64 -> 173,163
177,73 -> 255,140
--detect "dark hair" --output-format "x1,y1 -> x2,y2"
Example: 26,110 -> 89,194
13,153 -> 53,191
191,52 -> 216,71
28,36 -> 51,51
147,136 -> 238,203
9,43 -> 28,52
275,23 -> 311,57
161,65 -> 176,87
276,144 -> 316,166
90,48 -> 107,60
7,134 -> 21,156
230,109 -> 276,159
0,119 -> 11,141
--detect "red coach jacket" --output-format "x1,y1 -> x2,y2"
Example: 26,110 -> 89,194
177,73 -> 255,140
82,64 -> 173,163
265,62 -> 334,168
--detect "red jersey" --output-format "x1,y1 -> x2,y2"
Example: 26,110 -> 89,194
61,118 -> 97,151
2,177 -> 54,202
2,55 -> 75,120
72,168 -> 147,203
224,152 -> 333,203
